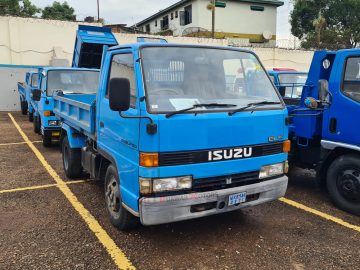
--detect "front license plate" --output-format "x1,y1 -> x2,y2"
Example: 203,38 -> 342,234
52,132 -> 60,137
228,192 -> 247,206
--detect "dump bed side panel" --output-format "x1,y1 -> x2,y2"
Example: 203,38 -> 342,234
54,94 -> 97,139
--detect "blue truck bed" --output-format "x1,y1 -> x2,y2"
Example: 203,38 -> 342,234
54,94 -> 97,139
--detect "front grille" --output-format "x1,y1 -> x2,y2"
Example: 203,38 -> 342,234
159,142 -> 283,167
192,171 -> 260,192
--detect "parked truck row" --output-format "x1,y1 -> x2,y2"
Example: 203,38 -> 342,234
17,25 -> 359,231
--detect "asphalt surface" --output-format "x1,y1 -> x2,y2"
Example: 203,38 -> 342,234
0,112 -> 359,270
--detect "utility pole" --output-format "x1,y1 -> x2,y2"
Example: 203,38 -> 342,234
211,0 -> 215,39
97,0 -> 100,22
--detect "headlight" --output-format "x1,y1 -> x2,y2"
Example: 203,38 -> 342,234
139,176 -> 192,194
48,120 -> 60,126
259,162 -> 285,179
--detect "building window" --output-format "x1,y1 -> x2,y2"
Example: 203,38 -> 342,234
155,20 -> 157,27
161,15 -> 169,30
171,12 -> 174,20
146,24 -> 150,33
175,11 -> 178,18
250,5 -> 265,11
107,54 -> 137,107
180,5 -> 192,26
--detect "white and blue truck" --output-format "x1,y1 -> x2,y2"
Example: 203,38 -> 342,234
54,40 -> 290,229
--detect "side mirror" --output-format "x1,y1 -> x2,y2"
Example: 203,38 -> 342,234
318,79 -> 329,102
304,97 -> 318,109
109,78 -> 131,112
32,89 -> 42,101
278,86 -> 286,97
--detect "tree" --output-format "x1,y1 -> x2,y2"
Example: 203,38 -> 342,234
41,1 -> 76,21
290,0 -> 360,49
0,0 -> 39,17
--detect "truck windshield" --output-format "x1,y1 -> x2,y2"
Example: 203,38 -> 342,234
47,70 -> 99,96
278,73 -> 308,99
141,47 -> 282,114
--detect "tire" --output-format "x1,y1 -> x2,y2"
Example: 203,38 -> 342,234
104,165 -> 138,230
62,135 -> 82,178
42,135 -> 52,147
28,112 -> 34,122
327,155 -> 360,216
20,100 -> 27,115
33,116 -> 40,134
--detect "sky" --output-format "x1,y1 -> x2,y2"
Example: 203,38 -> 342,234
31,0 -> 293,39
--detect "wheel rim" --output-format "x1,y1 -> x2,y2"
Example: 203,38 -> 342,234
105,176 -> 121,218
63,144 -> 69,171
336,169 -> 360,202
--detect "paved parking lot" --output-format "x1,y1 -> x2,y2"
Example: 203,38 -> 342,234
0,112 -> 359,270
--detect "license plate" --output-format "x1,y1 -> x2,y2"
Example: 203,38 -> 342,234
228,192 -> 247,206
52,132 -> 60,137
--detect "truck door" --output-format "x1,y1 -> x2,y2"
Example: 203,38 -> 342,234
97,51 -> 140,206
323,53 -> 360,146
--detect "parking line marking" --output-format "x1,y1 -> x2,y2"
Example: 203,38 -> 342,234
8,113 -> 135,270
279,197 -> 360,233
0,141 -> 42,147
0,180 -> 89,194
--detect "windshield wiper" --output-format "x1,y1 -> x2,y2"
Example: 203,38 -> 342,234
166,103 -> 237,118
228,101 -> 281,116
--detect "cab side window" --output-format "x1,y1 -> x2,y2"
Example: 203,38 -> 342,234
107,53 -> 137,107
31,74 -> 39,88
342,57 -> 360,102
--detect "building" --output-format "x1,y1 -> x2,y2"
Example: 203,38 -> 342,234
136,0 -> 283,43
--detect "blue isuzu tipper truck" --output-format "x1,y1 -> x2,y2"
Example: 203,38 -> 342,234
289,50 -> 360,215
54,41 -> 290,229
18,71 -> 40,120
31,67 -> 100,146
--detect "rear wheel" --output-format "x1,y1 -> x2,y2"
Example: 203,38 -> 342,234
28,112 -> 33,122
33,116 -> 40,134
327,155 -> 360,216
105,165 -> 138,230
62,135 -> 82,178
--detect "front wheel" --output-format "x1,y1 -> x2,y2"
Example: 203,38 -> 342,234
327,155 -> 360,216
20,100 -> 27,115
105,165 -> 138,230
28,112 -> 33,122
33,116 -> 40,134
62,135 -> 82,178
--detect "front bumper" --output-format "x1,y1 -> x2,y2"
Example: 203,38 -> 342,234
43,127 -> 61,138
139,175 -> 288,225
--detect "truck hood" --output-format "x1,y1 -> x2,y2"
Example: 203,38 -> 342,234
155,109 -> 287,152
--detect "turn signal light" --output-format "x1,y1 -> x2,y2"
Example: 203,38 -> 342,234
44,111 -> 52,117
283,140 -> 291,153
140,152 -> 159,167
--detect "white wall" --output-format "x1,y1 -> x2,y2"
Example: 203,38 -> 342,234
0,16 -> 313,111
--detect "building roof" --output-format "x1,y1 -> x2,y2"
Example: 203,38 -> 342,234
136,0 -> 284,26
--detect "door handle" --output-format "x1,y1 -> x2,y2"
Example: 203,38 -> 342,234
329,118 -> 337,133
100,121 -> 104,128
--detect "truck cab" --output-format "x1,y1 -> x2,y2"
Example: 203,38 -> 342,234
290,50 -> 360,215
55,42 -> 290,229
32,67 -> 100,146
18,71 -> 40,120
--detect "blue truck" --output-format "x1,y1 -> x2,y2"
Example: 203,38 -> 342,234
18,71 -> 40,121
54,41 -> 290,229
289,50 -> 360,215
29,25 -> 117,147
31,68 -> 100,146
